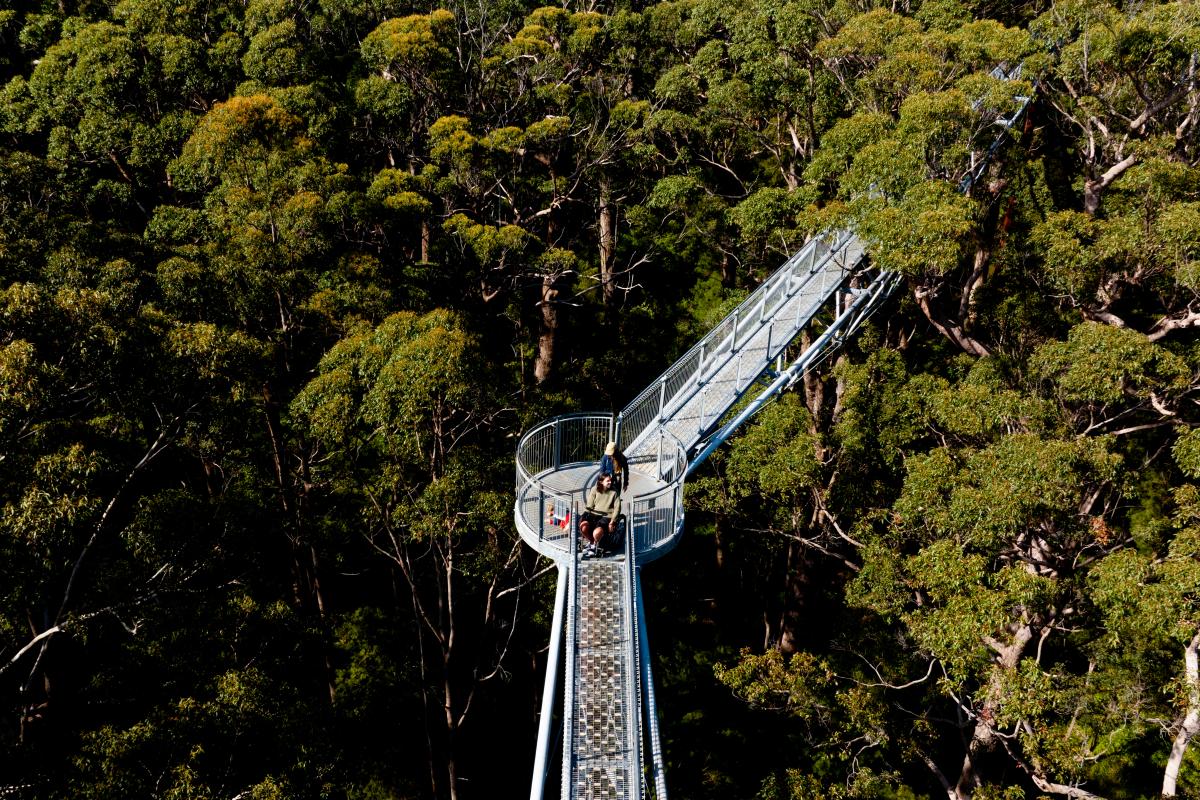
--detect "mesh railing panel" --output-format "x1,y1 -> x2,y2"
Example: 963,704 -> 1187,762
617,230 -> 854,454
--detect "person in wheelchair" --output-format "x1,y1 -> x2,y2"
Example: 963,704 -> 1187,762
579,473 -> 622,558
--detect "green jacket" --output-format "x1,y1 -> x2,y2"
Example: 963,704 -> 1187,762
585,484 -> 621,523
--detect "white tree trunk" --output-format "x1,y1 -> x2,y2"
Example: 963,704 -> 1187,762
1163,629 -> 1200,797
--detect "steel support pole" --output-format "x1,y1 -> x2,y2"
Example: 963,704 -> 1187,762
561,513 -> 579,800
624,538 -> 642,800
635,569 -> 668,800
530,563 -> 569,800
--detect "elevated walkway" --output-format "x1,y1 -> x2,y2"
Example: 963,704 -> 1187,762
517,228 -> 882,800
518,62 -> 1032,800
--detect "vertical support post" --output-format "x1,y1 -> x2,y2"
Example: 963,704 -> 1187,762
614,413 -> 623,451
552,420 -> 561,470
765,321 -> 773,360
561,508 -> 578,800
530,563 -> 569,800
731,310 -> 740,352
635,569 -> 669,800
657,377 -> 667,422
675,483 -> 681,530
657,433 -> 664,482
697,340 -> 706,382
538,493 -> 545,543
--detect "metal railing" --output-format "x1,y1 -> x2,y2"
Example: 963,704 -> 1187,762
515,413 -> 612,546
515,412 -> 688,559
616,229 -> 858,455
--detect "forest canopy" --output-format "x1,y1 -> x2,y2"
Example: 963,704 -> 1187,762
2,0 -> 1200,798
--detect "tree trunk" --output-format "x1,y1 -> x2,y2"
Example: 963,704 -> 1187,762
1163,629 -> 1200,797
534,274 -> 559,384
777,541 -> 809,654
443,666 -> 460,800
955,625 -> 1034,798
913,285 -> 991,358
598,176 -> 616,306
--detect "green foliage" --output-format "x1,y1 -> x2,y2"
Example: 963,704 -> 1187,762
715,648 -> 832,719
1031,322 -> 1191,405
4,0 -> 1200,797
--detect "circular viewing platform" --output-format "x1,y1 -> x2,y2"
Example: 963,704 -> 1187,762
514,413 -> 688,564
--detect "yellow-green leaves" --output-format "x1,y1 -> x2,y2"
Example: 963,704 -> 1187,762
166,322 -> 270,386
443,214 -> 530,267
170,95 -> 310,190
724,395 -> 822,504
894,434 -> 1120,550
367,168 -> 432,216
292,309 -> 482,467
1174,430 -> 1200,479
856,181 -> 976,276
714,648 -> 832,718
0,339 -> 44,428
361,10 -> 455,84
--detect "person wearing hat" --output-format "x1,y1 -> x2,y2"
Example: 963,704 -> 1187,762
600,441 -> 629,494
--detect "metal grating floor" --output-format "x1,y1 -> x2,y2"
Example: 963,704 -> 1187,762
572,560 -> 636,799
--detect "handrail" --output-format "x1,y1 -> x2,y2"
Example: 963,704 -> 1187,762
516,410 -> 688,561
617,229 -> 858,454
561,512 -> 578,798
623,508 -> 642,799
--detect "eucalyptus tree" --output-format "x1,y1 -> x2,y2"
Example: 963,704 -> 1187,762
1026,1 -> 1200,342
292,309 -> 530,800
699,4 -> 1200,799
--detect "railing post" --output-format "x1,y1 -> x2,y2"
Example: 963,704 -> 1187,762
657,376 -> 667,422
657,433 -> 664,481
765,320 -> 773,359
613,412 -> 623,450
538,493 -> 545,543
731,309 -> 740,352
697,340 -> 706,381
552,420 -> 561,469
561,507 -> 578,799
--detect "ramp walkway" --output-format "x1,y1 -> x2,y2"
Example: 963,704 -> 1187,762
515,64 -> 1031,800
516,227 -> 887,800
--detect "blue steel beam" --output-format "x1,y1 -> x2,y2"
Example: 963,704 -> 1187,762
687,270 -> 903,476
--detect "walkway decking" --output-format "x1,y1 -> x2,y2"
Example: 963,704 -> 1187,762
571,560 -> 637,799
